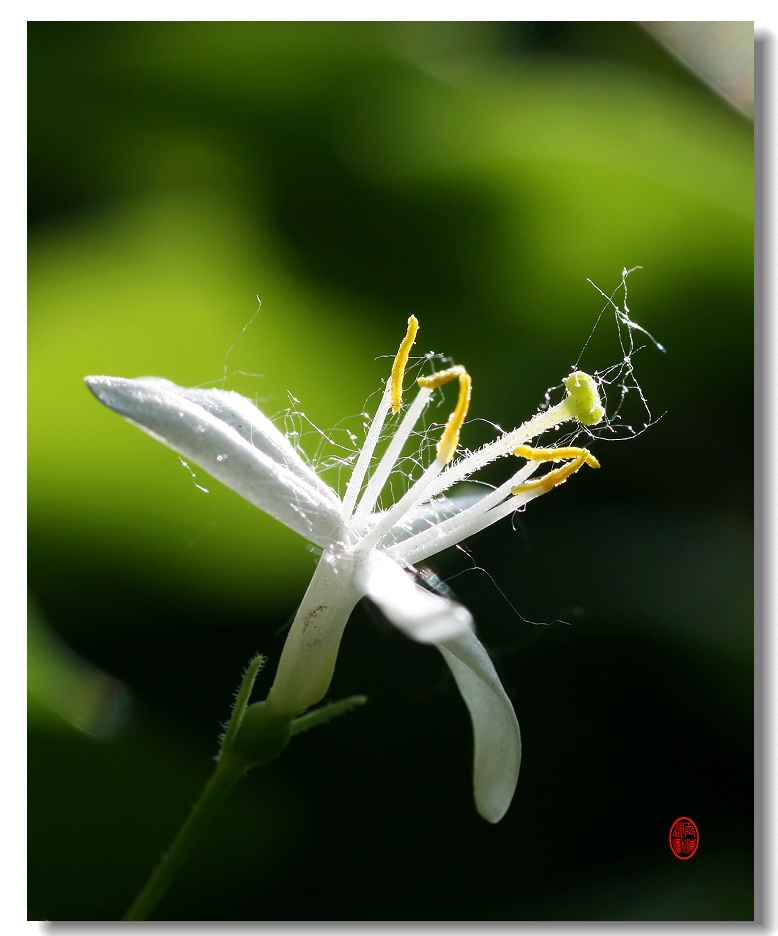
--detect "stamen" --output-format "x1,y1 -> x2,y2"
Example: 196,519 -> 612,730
414,368 -> 604,504
359,459 -> 445,552
417,365 -> 466,391
353,385 -> 432,527
390,315 -> 419,413
343,315 -> 419,518
418,366 -> 471,465
511,446 -> 599,495
360,365 -> 470,548
512,444 -> 600,470
386,460 -> 540,565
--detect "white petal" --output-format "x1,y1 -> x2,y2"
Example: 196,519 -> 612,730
85,376 -> 345,548
169,382 -> 340,508
357,551 -> 473,644
437,631 -> 521,823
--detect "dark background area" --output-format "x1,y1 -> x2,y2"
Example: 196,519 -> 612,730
28,22 -> 753,921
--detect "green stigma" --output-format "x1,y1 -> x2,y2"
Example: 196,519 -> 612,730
563,371 -> 605,426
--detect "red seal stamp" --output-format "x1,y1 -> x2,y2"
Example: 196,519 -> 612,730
669,816 -> 699,860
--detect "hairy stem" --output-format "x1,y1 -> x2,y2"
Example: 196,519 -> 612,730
123,751 -> 249,921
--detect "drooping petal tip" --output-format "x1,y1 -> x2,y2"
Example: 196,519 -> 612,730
437,631 -> 521,823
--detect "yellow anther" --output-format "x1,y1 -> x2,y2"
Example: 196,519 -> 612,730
511,445 -> 599,496
512,444 -> 600,470
417,365 -> 466,391
423,368 -> 472,465
390,315 -> 419,413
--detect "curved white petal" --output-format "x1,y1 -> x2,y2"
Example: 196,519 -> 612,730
357,551 -> 473,644
85,376 -> 344,548
437,631 -> 521,823
169,382 -> 340,508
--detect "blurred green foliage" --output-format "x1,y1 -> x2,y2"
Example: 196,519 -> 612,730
28,22 -> 753,921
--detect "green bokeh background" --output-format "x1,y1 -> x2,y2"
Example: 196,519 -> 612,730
28,22 -> 754,921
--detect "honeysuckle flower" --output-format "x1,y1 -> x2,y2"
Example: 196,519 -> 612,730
85,316 -> 604,823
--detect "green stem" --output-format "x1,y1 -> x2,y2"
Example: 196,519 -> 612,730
123,657 -> 265,921
123,750 -> 249,921
120,652 -> 364,920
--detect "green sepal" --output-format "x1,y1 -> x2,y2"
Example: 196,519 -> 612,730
291,695 -> 367,735
231,701 -> 293,766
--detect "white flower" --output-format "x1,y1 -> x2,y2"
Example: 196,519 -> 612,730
85,316 -> 604,823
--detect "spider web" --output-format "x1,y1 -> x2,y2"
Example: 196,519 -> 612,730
573,265 -> 665,441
